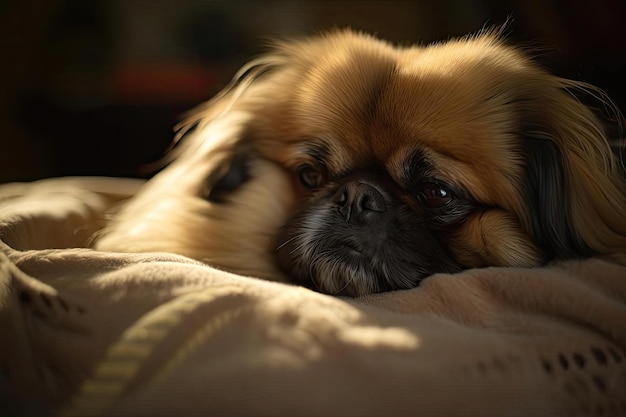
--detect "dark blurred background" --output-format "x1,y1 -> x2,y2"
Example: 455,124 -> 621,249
1,0 -> 625,183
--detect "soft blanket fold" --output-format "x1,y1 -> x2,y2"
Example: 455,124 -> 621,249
0,177 -> 625,417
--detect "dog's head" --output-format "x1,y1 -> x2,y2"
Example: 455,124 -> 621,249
96,29 -> 626,296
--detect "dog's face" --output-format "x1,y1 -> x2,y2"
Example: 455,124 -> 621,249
96,29 -> 626,296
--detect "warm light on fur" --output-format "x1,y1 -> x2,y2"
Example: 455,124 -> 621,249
95,28 -> 626,296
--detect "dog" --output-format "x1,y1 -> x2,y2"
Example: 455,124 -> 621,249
95,28 -> 626,296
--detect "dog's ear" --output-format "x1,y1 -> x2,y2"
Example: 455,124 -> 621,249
155,52 -> 287,168
133,42 -> 292,206
519,80 -> 626,262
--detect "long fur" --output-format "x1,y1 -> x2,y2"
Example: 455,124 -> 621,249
95,28 -> 626,295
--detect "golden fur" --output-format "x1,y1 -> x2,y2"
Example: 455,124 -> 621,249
95,29 -> 626,295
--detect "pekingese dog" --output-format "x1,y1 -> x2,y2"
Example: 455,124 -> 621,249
95,28 -> 626,296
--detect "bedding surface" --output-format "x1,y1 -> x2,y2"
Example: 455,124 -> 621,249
0,177 -> 625,416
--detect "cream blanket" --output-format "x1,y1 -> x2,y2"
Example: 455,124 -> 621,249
1,177 -> 625,417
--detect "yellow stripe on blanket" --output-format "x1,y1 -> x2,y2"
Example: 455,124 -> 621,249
62,285 -> 249,417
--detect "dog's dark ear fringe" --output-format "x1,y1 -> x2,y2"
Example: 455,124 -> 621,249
522,136 -> 594,260
521,78 -> 626,262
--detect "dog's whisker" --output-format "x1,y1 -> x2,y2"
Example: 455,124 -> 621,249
274,235 -> 299,252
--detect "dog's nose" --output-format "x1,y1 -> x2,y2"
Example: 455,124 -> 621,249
333,181 -> 386,222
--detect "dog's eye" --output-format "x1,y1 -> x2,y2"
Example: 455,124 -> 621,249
298,164 -> 325,190
205,154 -> 251,203
417,181 -> 454,208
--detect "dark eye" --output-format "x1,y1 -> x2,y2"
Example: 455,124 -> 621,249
298,164 -> 325,190
204,154 -> 251,203
417,181 -> 454,208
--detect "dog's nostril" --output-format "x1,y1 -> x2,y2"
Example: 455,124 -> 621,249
356,185 -> 385,213
335,188 -> 352,221
333,188 -> 348,205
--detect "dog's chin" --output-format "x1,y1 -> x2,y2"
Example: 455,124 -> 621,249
274,194 -> 459,297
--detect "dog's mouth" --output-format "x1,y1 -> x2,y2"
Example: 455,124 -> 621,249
275,225 -> 453,296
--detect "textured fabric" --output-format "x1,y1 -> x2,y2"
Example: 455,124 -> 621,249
1,177 -> 625,417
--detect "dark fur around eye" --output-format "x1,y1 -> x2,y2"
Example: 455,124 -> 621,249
303,141 -> 331,165
401,151 -> 474,224
205,154 -> 251,203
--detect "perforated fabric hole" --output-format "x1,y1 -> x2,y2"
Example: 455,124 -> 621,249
591,347 -> 608,366
572,352 -> 586,368
17,290 -> 31,304
541,358 -> 554,374
547,345 -> 626,416
591,375 -> 606,393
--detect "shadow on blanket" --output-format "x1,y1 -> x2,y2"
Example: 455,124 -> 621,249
1,177 -> 625,417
